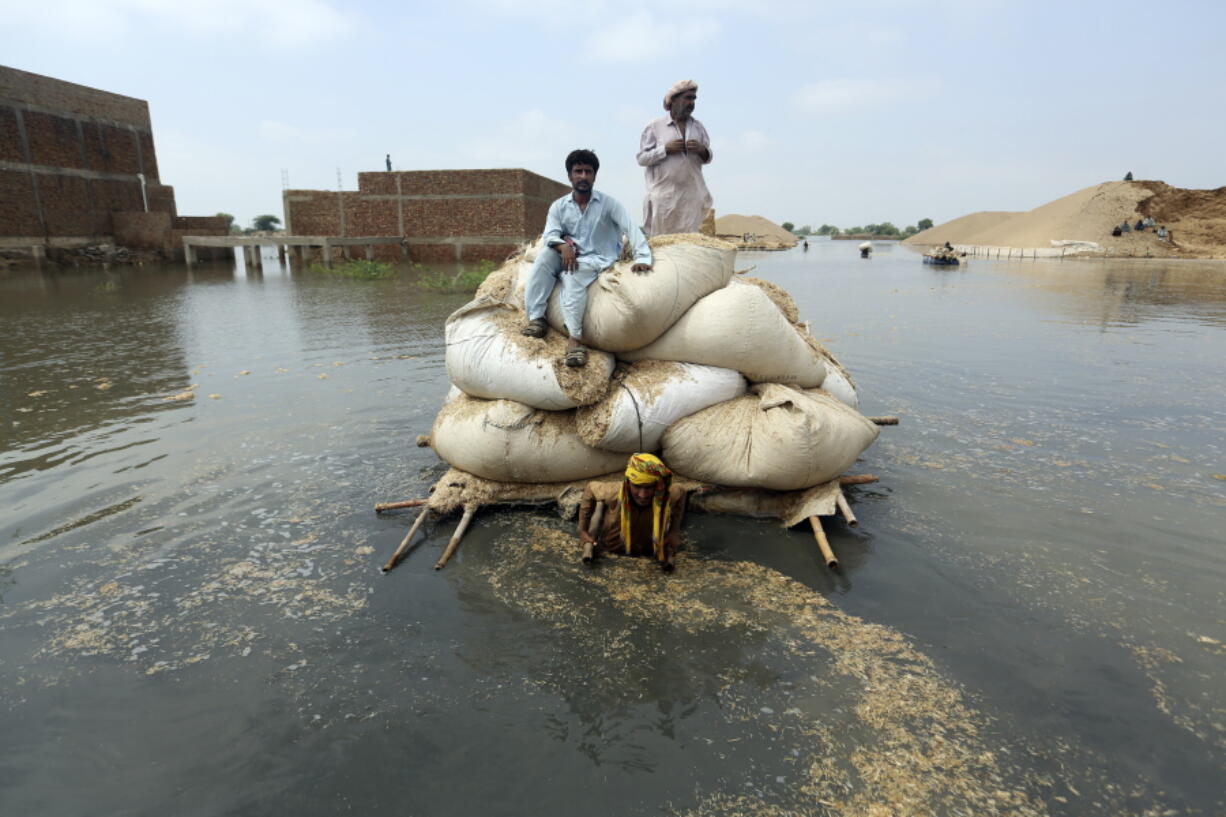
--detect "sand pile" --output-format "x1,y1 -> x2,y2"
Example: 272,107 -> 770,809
715,214 -> 798,250
905,181 -> 1226,258
899,211 -> 1019,247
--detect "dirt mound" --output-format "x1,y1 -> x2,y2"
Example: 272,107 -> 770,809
902,211 -> 1019,246
1137,182 -> 1226,256
715,214 -> 798,248
904,181 -> 1226,258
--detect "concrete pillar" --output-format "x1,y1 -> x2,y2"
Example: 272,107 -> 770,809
183,240 -> 196,268
365,244 -> 374,261
32,243 -> 45,270
322,239 -> 332,268
277,244 -> 286,263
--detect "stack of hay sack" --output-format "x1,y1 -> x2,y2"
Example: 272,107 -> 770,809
431,233 -> 879,502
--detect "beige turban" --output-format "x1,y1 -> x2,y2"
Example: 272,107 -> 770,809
663,79 -> 698,110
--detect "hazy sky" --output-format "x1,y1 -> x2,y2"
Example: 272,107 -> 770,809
3,0 -> 1222,231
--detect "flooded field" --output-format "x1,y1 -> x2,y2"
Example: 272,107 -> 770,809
1,242 -> 1223,816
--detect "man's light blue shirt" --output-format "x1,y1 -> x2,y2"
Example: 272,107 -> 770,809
542,190 -> 652,270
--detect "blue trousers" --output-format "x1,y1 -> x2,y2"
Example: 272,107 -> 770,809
523,247 -> 603,340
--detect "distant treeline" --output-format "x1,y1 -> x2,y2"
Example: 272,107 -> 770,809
783,219 -> 934,239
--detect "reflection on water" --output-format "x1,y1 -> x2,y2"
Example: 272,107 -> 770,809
0,247 -> 1223,816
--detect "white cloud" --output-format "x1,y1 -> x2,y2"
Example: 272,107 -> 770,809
794,76 -> 937,113
1,0 -> 355,47
590,11 -> 721,62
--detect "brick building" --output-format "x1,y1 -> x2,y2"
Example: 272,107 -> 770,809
283,168 -> 570,263
0,65 -> 226,257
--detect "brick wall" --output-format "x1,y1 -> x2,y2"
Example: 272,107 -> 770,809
0,66 -> 189,245
285,168 -> 570,263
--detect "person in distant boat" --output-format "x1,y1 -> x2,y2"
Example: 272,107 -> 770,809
578,453 -> 687,573
637,79 -> 714,237
521,149 -> 652,368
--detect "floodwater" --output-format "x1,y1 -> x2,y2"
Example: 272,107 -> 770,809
1,241 -> 1223,816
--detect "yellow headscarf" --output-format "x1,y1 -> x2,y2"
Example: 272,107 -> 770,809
620,453 -> 673,562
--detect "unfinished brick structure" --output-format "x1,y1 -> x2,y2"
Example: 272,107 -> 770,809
283,168 -> 570,263
0,65 -> 227,257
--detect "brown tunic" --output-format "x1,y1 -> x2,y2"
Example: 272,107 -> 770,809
577,482 -> 687,559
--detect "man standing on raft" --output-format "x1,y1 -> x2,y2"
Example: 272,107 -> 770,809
637,79 -> 714,237
578,453 -> 687,573
522,149 -> 652,368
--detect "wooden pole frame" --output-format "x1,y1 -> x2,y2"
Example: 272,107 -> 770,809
382,506 -> 430,573
808,515 -> 839,569
434,506 -> 476,570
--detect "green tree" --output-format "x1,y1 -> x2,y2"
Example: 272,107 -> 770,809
781,221 -> 795,233
816,224 -> 839,236
796,224 -> 813,236
215,212 -> 236,233
251,214 -> 282,232
903,225 -> 918,237
917,218 -> 934,231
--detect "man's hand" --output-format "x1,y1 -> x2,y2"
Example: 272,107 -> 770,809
685,140 -> 709,160
631,263 -> 652,274
664,138 -> 686,155
558,241 -> 578,272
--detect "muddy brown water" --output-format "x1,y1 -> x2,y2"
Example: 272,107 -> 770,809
1,243 -> 1223,816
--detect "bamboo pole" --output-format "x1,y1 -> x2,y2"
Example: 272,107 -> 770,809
374,499 -> 427,512
382,506 -> 430,573
867,416 -> 899,425
582,501 -> 605,563
835,490 -> 858,527
434,506 -> 476,570
839,474 -> 879,486
808,516 -> 839,569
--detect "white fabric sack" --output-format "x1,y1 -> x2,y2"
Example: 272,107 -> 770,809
575,360 -> 746,453
541,239 -> 736,352
818,359 -> 859,409
445,298 -> 614,410
432,394 -> 627,484
661,384 -> 880,490
622,279 -> 827,387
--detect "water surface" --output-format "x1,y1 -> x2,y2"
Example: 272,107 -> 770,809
1,243 -> 1223,815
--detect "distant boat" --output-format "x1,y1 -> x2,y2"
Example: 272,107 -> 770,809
922,253 -> 960,266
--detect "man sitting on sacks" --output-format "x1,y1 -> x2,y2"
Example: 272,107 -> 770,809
578,453 -> 687,573
521,149 -> 652,368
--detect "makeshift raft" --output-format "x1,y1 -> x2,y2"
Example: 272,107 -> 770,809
377,418 -> 897,574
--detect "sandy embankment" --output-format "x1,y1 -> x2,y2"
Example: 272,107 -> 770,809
904,181 -> 1226,259
715,214 -> 798,250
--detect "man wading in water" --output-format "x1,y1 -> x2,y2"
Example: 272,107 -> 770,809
522,149 -> 652,368
577,453 -> 687,573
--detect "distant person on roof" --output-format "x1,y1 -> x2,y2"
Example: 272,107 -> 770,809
637,79 -> 713,237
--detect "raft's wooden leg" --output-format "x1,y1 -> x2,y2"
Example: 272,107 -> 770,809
434,506 -> 476,570
808,515 -> 839,569
583,501 -> 605,563
382,507 -> 430,573
839,474 -> 879,486
835,491 -> 858,527
375,499 -> 427,513
867,416 -> 899,426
